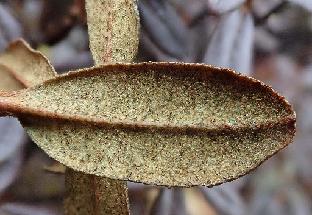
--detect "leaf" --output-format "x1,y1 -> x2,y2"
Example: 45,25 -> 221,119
288,0 -> 312,12
0,40 -> 56,159
203,10 -> 242,68
148,0 -> 188,48
150,189 -> 172,215
85,0 -> 140,64
0,4 -> 22,51
208,0 -> 246,14
171,189 -> 187,215
11,150 -> 65,200
0,118 -> 25,163
0,39 -> 56,157
44,162 -> 66,174
0,149 -> 22,193
0,31 -> 7,52
184,188 -> 218,215
150,188 -> 186,215
201,185 -> 246,215
50,26 -> 93,72
0,62 -> 295,187
0,202 -> 61,215
140,30 -> 179,62
40,0 -> 80,44
0,39 -> 56,87
248,168 -> 311,215
0,39 -> 53,195
139,0 -> 187,59
203,10 -> 255,75
0,64 -> 25,91
230,13 -> 255,74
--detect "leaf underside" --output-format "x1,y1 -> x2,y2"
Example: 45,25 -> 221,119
0,39 -> 56,87
85,0 -> 140,64
0,39 -> 55,194
0,62 -> 295,187
0,64 -> 25,91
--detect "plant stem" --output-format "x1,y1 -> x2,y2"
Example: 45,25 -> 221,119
64,169 -> 129,215
64,0 -> 139,214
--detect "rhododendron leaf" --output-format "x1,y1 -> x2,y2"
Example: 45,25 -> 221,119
85,0 -> 140,64
0,62 -> 295,187
0,64 -> 25,91
0,39 -> 55,193
0,39 -> 56,87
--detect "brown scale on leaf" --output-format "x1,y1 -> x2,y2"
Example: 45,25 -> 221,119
0,62 -> 295,187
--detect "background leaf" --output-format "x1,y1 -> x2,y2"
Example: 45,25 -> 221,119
150,188 -> 186,215
0,202 -> 61,215
203,10 -> 254,75
203,10 -> 242,67
288,0 -> 312,12
230,12 -> 255,74
201,184 -> 246,215
207,0 -> 246,13
0,149 -> 22,193
0,4 -> 22,51
139,0 -> 188,60
0,118 -> 25,163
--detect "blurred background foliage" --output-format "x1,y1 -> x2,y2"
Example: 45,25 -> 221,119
0,0 -> 311,214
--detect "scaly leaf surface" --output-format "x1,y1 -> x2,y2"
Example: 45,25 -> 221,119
0,39 -> 56,86
85,0 -> 140,64
0,62 -> 295,187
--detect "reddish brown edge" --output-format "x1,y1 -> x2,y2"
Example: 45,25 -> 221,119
0,62 -> 296,187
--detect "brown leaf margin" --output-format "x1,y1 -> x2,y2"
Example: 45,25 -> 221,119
0,62 -> 296,187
